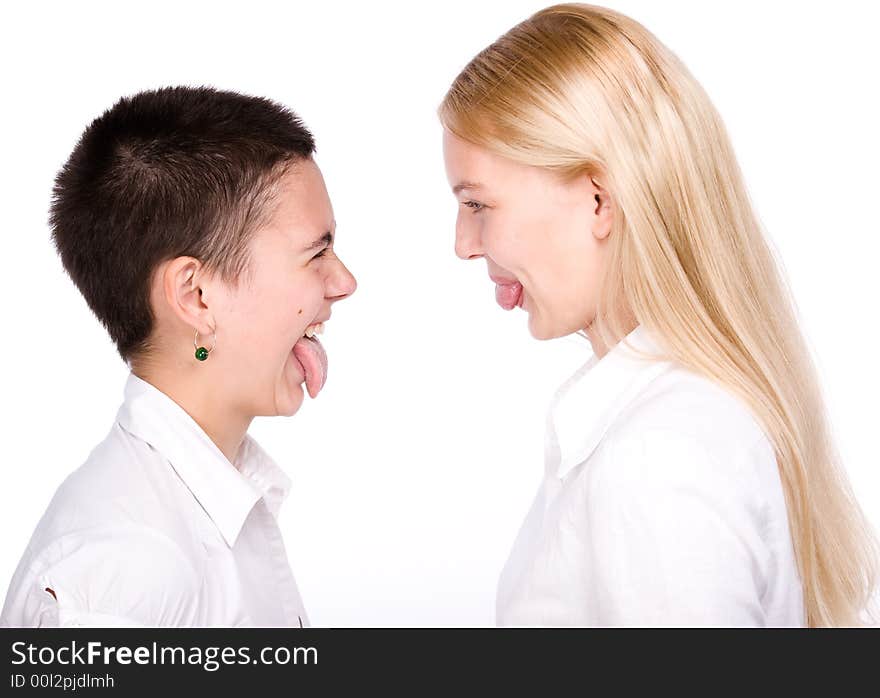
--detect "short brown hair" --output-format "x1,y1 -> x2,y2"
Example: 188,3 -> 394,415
49,85 -> 316,363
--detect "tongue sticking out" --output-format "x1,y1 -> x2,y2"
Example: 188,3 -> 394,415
495,281 -> 523,311
292,335 -> 328,399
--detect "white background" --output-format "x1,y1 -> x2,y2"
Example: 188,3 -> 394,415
1,0 -> 878,626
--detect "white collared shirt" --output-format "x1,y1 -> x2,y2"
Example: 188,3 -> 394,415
1,373 -> 308,627
496,324 -> 805,626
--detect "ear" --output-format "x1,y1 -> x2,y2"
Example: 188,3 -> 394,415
160,256 -> 215,335
589,176 -> 614,241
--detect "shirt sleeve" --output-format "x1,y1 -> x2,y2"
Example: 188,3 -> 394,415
23,525 -> 203,628
585,427 -> 772,626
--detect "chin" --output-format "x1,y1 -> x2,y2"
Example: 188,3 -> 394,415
527,321 -> 554,341
275,386 -> 305,417
527,312 -> 560,341
269,353 -> 308,416
530,320 -> 583,342
272,365 -> 306,417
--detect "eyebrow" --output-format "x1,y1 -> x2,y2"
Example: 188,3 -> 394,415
452,182 -> 483,195
304,231 -> 333,251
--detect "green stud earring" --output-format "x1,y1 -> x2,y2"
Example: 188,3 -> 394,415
194,329 -> 216,362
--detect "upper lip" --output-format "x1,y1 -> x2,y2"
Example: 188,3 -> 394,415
489,274 -> 519,286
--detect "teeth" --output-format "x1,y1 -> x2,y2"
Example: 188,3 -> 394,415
304,322 -> 324,339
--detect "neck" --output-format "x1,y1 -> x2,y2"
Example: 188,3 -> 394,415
584,316 -> 639,360
133,364 -> 252,466
584,324 -> 610,359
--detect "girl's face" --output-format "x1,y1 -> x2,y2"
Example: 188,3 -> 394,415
442,130 -> 613,340
207,158 -> 357,417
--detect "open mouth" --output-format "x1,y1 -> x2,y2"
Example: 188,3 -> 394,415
292,321 -> 329,399
304,322 -> 324,338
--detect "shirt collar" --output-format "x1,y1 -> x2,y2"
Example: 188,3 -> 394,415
548,323 -> 675,480
114,372 -> 292,547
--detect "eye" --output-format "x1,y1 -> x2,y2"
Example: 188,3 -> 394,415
462,200 -> 485,213
312,247 -> 329,260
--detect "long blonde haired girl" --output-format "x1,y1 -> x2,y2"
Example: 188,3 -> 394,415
440,3 -> 877,626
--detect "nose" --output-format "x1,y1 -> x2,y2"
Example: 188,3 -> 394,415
454,220 -> 484,261
327,257 -> 357,302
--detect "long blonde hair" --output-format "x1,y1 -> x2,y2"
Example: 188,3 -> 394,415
439,3 -> 878,626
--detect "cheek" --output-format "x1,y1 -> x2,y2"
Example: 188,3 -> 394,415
293,273 -> 326,314
274,281 -> 322,343
553,235 -> 606,329
229,277 -> 322,352
521,215 -> 600,313
485,217 -> 554,290
484,218 -> 531,270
